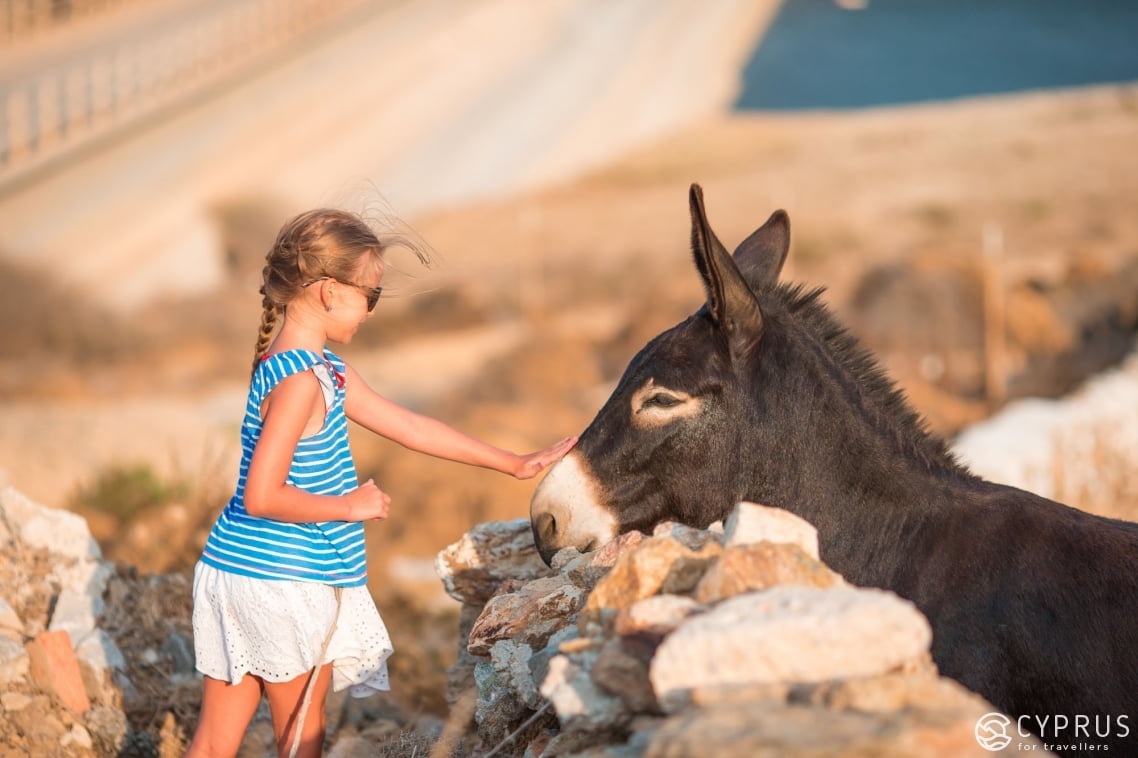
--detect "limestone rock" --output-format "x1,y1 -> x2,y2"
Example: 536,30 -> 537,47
584,537 -> 721,615
641,700 -> 1029,757
490,639 -> 542,710
49,587 -> 104,644
693,541 -> 841,604
0,597 -> 22,634
0,635 -> 29,683
612,595 -> 704,640
588,530 -> 646,568
650,521 -> 722,551
436,519 -> 555,604
0,485 -> 101,561
591,637 -> 659,714
722,501 -> 819,559
474,658 -> 527,735
540,653 -> 629,732
650,586 -> 932,710
468,575 -> 585,656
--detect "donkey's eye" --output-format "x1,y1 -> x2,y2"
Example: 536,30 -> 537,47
644,393 -> 683,408
631,382 -> 700,428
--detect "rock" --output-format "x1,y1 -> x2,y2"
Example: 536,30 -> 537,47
591,637 -> 659,714
49,587 -> 104,644
640,700 -> 1029,757
5,701 -> 68,748
588,530 -> 646,569
61,723 -> 94,751
554,550 -> 616,593
468,575 -> 586,656
800,661 -> 988,714
551,547 -> 584,571
83,701 -> 128,751
26,630 -> 91,715
490,639 -> 542,710
692,542 -> 841,604
0,486 -> 101,561
0,597 -> 21,633
1,692 -> 32,711
435,519 -> 554,604
722,502 -> 820,559
526,627 -> 580,707
75,632 -> 127,710
0,635 -> 29,683
160,631 -> 197,679
584,537 -> 721,615
612,595 -> 704,640
473,658 -> 527,744
438,514 -> 1015,758
540,653 -> 629,732
649,586 -> 932,711
650,522 -> 722,551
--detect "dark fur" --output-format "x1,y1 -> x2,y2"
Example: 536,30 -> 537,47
541,185 -> 1138,751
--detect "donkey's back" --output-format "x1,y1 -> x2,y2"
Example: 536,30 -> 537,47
878,478 -> 1138,742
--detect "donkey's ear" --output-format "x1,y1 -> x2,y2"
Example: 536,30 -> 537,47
689,184 -> 764,359
733,209 -> 790,290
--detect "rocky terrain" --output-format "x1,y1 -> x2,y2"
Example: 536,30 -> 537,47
1,481 -> 1042,757
0,486 -> 432,758
434,508 -> 1034,757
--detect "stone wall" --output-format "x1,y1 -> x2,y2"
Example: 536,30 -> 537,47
436,503 -> 1040,757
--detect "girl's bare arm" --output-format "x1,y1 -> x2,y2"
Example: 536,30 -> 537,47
244,370 -> 390,522
342,364 -> 576,479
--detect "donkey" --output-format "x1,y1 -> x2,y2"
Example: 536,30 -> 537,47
530,184 -> 1138,748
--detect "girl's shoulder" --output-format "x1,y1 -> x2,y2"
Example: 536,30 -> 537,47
320,348 -> 346,372
257,348 -> 326,374
255,348 -> 348,388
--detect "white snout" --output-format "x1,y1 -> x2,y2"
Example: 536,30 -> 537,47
530,451 -> 617,556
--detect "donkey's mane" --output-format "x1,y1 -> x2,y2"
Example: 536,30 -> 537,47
774,281 -> 973,479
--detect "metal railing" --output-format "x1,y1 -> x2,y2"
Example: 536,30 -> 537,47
0,0 -> 371,192
3,1 -> 141,46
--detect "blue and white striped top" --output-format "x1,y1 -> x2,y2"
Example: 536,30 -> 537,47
200,349 -> 368,587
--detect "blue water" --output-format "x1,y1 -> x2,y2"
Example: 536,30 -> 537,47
735,0 -> 1138,110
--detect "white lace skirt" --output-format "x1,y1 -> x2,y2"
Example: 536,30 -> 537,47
192,562 -> 393,697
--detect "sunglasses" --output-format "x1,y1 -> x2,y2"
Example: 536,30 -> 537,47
302,276 -> 383,312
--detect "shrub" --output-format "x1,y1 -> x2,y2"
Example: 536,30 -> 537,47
69,463 -> 188,522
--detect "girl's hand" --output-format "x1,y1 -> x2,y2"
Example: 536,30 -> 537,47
513,436 -> 578,479
345,479 -> 391,521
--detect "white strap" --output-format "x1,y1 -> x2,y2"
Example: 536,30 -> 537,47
288,586 -> 343,758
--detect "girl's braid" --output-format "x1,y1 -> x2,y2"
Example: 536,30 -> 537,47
251,288 -> 279,376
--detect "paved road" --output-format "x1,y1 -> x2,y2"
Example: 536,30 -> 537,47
0,0 -> 776,309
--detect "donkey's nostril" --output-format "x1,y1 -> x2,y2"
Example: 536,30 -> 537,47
535,511 -> 556,539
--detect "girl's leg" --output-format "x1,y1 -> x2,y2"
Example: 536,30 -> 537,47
263,664 -> 333,758
185,674 -> 265,758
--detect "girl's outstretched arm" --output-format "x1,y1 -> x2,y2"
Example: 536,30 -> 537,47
342,364 -> 576,479
244,370 -> 391,522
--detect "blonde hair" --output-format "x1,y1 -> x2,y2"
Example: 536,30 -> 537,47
251,208 -> 386,375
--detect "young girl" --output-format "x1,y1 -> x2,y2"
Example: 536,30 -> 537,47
186,208 -> 576,758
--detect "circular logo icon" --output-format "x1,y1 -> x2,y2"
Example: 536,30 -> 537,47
975,712 -> 1013,751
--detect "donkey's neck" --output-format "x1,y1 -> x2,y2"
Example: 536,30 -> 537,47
746,296 -> 980,584
784,286 -> 969,477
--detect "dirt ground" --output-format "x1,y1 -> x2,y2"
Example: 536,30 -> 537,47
3,82 -> 1137,716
